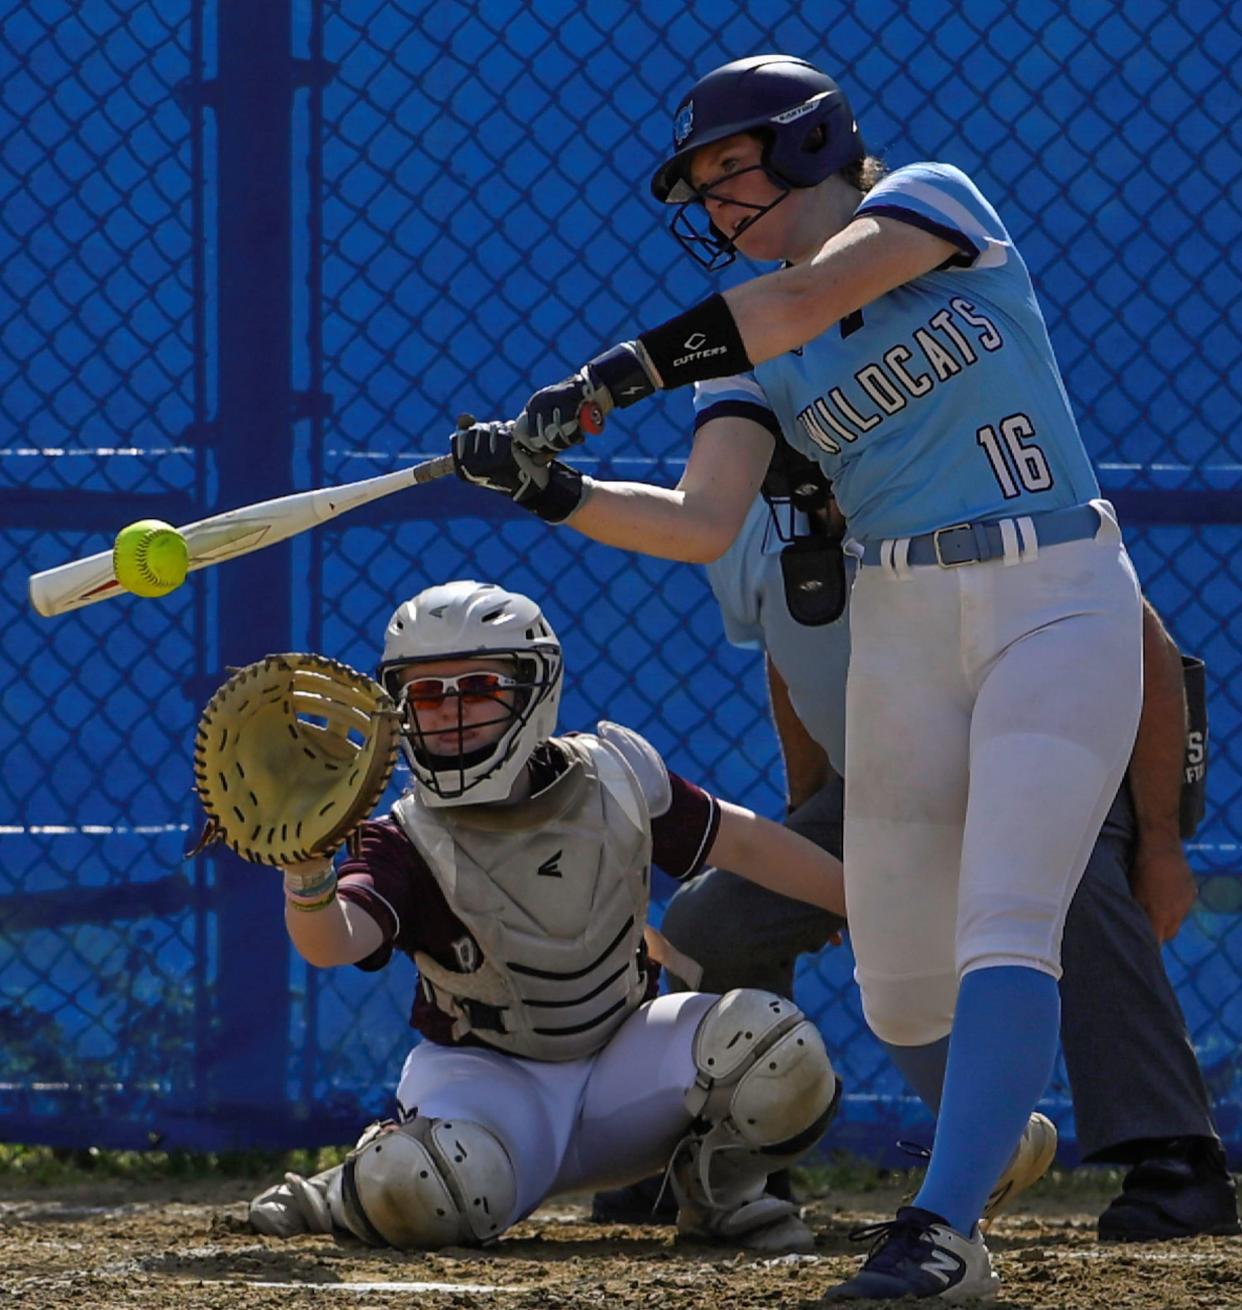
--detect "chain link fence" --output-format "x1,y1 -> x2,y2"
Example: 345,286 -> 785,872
0,0 -> 211,1146
2,0 -> 1239,1157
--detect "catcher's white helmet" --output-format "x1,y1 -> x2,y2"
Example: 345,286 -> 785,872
377,580 -> 563,806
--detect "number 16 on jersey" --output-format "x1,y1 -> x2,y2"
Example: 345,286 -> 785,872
977,413 -> 1053,499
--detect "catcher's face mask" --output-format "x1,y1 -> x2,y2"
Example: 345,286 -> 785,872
377,581 -> 565,807
391,654 -> 560,806
401,664 -> 519,754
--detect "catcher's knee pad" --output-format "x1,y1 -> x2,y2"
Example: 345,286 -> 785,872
671,989 -> 840,1228
337,1116 -> 517,1250
859,968 -> 958,1047
688,988 -> 839,1152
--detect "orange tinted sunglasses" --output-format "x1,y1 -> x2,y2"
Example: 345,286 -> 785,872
401,671 -> 518,711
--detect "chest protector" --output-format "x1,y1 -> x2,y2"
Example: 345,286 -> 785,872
391,733 -> 653,1062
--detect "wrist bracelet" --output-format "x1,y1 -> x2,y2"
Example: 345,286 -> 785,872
283,864 -> 337,907
287,883 -> 339,913
282,855 -> 334,892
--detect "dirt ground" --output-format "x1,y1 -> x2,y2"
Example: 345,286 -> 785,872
2,1175 -> 1240,1310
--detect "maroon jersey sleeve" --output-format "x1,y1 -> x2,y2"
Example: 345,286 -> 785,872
335,818 -> 422,971
651,771 -> 720,880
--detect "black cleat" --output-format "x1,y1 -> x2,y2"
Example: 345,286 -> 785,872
1098,1136 -> 1240,1242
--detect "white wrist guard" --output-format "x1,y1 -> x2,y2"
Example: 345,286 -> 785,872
283,856 -> 338,910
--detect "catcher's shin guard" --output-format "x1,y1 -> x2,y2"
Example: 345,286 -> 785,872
335,1116 -> 517,1249
670,988 -> 841,1252
250,1116 -> 517,1249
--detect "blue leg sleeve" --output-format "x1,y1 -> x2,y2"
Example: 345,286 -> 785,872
913,965 -> 1060,1234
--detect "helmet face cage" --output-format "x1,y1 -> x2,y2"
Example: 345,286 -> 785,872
381,648 -> 563,806
376,581 -> 564,808
668,160 -> 793,271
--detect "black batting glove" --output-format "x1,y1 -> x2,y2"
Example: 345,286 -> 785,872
517,342 -> 658,453
451,419 -> 585,524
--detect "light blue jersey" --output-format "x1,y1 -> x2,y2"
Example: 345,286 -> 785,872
704,497 -> 850,776
694,163 -> 1100,541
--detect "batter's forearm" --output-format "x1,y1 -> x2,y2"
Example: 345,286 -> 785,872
722,218 -> 956,364
565,414 -> 774,561
1128,599 -> 1186,849
567,478 -> 730,562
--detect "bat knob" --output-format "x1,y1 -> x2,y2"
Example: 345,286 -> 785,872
578,403 -> 605,437
455,412 -> 478,430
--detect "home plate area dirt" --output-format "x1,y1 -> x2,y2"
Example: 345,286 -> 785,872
2,1178 -> 1239,1309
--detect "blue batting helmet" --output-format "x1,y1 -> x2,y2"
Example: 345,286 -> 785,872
650,54 -> 864,205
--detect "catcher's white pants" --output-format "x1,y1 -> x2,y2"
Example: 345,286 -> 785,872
394,990 -> 717,1229
843,504 -> 1143,1047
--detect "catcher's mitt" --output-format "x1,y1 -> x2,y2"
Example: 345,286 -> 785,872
192,652 -> 399,867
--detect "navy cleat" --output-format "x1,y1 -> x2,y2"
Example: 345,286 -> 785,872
825,1205 -> 1000,1302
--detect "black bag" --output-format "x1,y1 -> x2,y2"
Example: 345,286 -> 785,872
779,534 -> 848,627
1179,653 -> 1208,839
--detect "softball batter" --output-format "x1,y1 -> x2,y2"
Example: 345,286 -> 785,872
453,54 -> 1143,1301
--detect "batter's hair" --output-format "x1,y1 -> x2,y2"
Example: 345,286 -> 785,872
842,154 -> 888,194
738,127 -> 887,196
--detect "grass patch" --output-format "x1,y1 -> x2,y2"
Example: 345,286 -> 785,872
795,1152 -> 923,1196
1,1144 -> 1132,1202
0,1142 -> 351,1187
794,1151 -> 1128,1201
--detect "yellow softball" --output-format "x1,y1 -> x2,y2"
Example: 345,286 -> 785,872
112,520 -> 190,598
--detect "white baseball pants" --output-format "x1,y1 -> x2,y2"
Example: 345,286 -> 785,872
843,503 -> 1143,1046
393,990 -> 718,1228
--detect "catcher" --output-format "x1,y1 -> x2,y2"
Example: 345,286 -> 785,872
195,579 -> 846,1253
